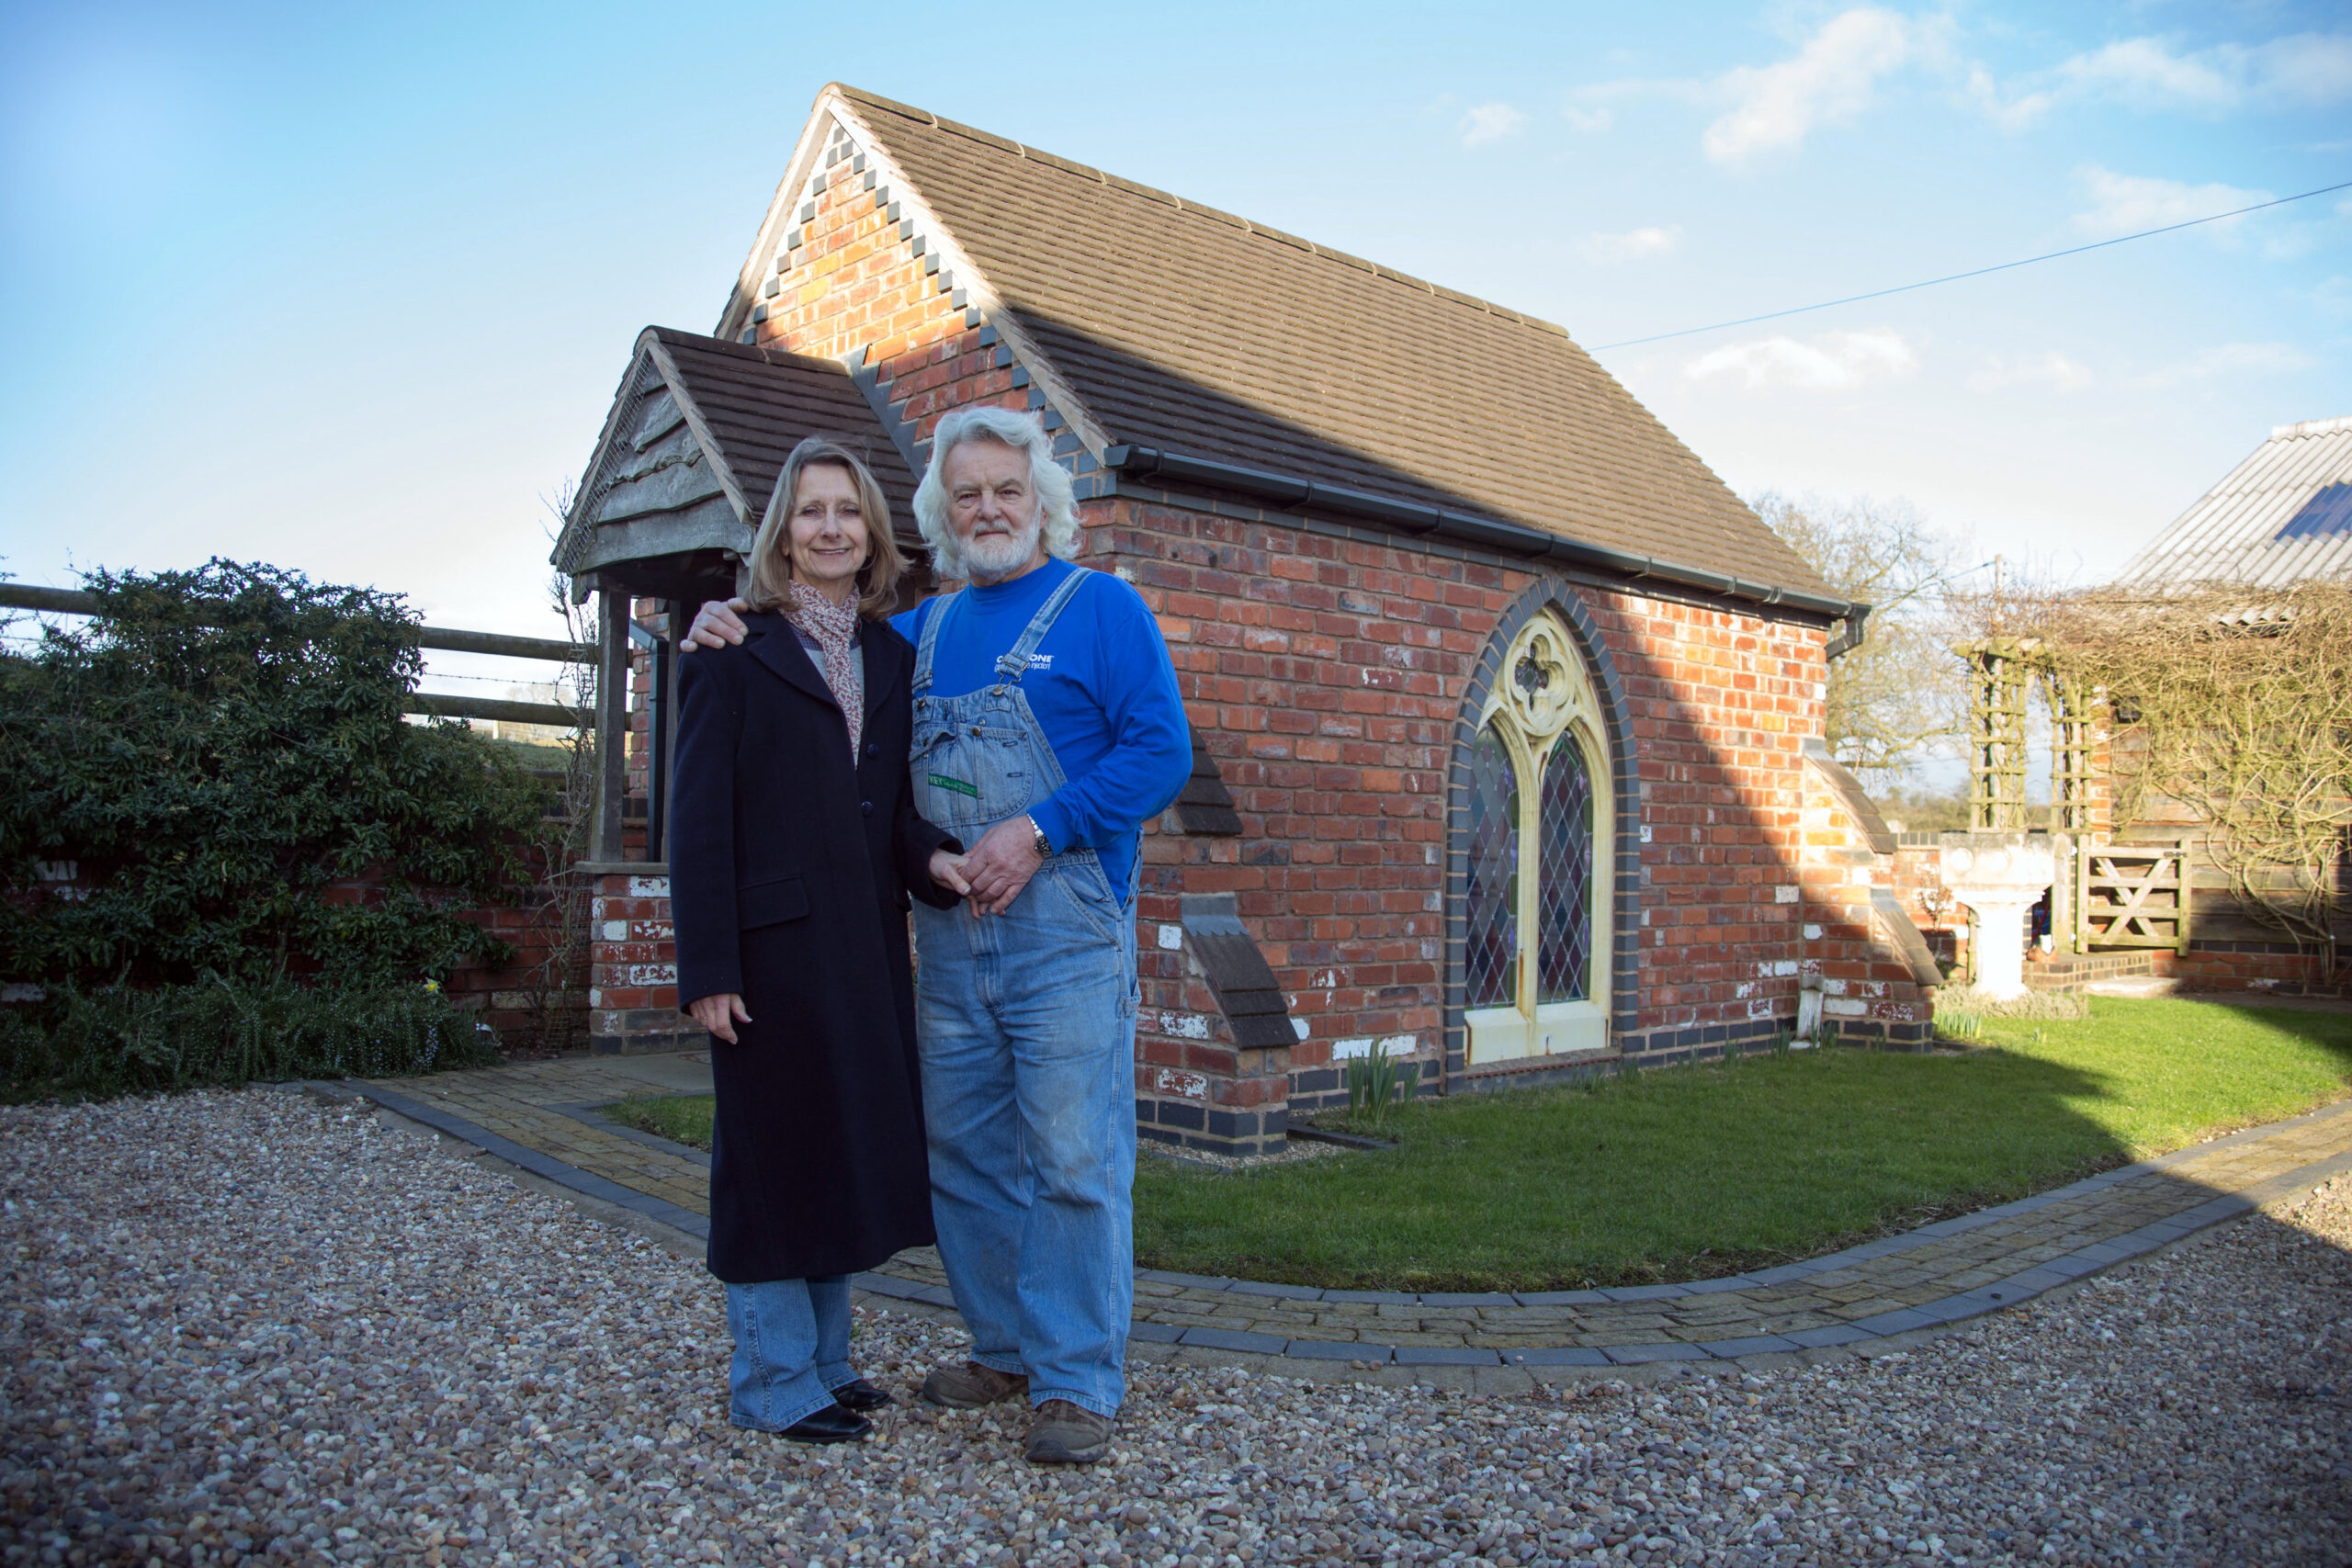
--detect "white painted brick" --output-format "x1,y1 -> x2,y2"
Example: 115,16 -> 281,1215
1331,1036 -> 1376,1060
1152,1068 -> 1207,1100
1156,923 -> 1183,951
1157,1011 -> 1212,1040
601,920 -> 628,942
1775,885 -> 1800,903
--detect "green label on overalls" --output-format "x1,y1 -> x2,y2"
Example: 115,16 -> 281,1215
928,773 -> 980,799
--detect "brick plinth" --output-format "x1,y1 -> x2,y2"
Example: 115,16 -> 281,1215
587,872 -> 696,1055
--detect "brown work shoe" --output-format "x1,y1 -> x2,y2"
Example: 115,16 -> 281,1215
919,1360 -> 1029,1409
1025,1398 -> 1114,1464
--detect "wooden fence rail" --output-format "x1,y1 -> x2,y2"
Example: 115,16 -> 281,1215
0,582 -> 591,729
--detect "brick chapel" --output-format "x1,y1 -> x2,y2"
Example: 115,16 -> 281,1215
553,85 -> 1939,1158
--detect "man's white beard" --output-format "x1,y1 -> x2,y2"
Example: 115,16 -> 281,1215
961,514 -> 1043,584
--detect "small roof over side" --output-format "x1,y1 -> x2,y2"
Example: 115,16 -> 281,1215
554,327 -> 921,601
2115,416 -> 2352,592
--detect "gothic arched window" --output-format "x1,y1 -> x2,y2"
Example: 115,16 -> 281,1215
1460,612 -> 1612,1064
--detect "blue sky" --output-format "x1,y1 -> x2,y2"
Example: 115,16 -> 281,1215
3,1 -> 2346,672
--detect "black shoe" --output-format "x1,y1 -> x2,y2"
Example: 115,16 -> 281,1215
831,1377 -> 894,1412
779,1404 -> 872,1444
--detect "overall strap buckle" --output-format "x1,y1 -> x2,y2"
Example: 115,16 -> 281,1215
993,569 -> 1092,684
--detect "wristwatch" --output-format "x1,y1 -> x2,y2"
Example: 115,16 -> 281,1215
1026,815 -> 1052,859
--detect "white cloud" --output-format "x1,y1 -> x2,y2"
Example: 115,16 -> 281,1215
1968,31 -> 2352,127
1563,105 -> 1613,132
2071,166 -> 2270,240
1966,66 -> 2052,130
1457,102 -> 1529,149
1684,330 -> 1917,390
2135,342 -> 2314,389
1967,352 -> 2094,394
1702,8 -> 1914,166
2059,38 -> 2237,108
2257,34 -> 2352,105
1577,225 -> 1680,265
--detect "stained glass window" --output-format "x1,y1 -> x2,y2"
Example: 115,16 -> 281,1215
1464,722 -> 1520,1009
1535,733 -> 1595,1003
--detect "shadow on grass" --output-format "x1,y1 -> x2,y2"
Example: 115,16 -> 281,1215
1135,997 -> 2352,1292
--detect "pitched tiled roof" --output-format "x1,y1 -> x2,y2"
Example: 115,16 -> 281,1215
827,86 -> 1830,602
554,327 -> 921,582
2116,416 -> 2352,591
642,328 -> 920,537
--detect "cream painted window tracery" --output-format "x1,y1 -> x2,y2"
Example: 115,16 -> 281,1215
1463,613 -> 1612,1064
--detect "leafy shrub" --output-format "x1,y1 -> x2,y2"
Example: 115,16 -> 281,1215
0,560 -> 556,991
0,976 -> 498,1103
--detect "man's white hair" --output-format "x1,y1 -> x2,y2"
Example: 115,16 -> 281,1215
911,406 -> 1080,579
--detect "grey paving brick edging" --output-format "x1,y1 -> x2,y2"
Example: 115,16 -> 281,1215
311,1078 -> 2352,1373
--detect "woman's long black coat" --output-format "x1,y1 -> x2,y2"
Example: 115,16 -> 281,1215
670,611 -> 957,1284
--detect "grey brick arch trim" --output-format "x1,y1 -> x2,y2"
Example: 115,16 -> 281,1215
1439,579 -> 1641,1089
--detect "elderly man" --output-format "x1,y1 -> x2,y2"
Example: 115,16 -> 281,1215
684,406 -> 1189,1463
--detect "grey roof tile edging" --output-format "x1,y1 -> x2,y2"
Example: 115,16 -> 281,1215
311,1075 -> 2352,1375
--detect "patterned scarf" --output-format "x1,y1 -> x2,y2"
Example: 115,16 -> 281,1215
786,585 -> 865,761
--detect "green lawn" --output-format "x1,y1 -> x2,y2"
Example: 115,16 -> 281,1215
603,1093 -> 719,1148
604,997 -> 2352,1292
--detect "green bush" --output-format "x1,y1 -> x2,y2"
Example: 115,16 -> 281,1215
0,976 -> 499,1103
0,560 -> 556,990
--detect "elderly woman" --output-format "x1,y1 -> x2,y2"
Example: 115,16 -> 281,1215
669,435 -> 967,1445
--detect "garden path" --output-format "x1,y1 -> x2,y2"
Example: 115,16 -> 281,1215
344,1052 -> 2352,1378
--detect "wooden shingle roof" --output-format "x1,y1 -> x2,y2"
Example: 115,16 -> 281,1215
782,86 -> 1831,604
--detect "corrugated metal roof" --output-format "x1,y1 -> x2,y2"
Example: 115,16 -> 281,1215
2115,416 -> 2352,589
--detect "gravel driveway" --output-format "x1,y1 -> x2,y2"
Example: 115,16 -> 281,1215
3,1089 -> 2345,1567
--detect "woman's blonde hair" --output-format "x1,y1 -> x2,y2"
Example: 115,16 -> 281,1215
745,437 -> 905,618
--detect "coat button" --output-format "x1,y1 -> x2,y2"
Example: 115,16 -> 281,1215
861,800 -> 874,816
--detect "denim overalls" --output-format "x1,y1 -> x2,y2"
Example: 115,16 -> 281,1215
908,569 -> 1139,1418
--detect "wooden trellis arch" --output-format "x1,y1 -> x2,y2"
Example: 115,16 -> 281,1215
1958,639 -> 2188,953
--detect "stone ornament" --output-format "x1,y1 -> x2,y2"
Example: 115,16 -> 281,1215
1938,832 -> 2057,1000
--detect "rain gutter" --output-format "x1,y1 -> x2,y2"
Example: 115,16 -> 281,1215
1099,444 -> 1869,641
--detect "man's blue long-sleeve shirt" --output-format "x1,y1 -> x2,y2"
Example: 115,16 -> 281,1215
893,558 -> 1190,901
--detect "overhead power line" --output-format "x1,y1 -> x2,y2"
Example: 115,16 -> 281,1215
1589,177 -> 2352,352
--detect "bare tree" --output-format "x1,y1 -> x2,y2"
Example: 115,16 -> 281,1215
1754,492 -> 1969,792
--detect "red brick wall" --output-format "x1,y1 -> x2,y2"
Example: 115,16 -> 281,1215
749,139 -> 1018,440
1795,766 -> 1933,1043
1093,488 -> 1849,1106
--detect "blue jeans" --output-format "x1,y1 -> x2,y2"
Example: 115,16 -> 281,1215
724,1275 -> 853,1431
914,861 -> 1138,1417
